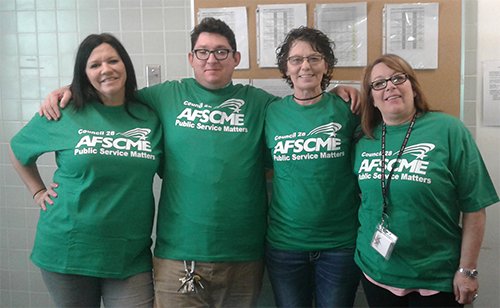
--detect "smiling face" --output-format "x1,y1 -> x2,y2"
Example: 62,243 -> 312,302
286,40 -> 327,95
85,43 -> 127,106
188,32 -> 241,90
371,62 -> 416,125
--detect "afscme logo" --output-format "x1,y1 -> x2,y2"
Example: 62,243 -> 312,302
75,128 -> 152,152
273,122 -> 342,154
396,143 -> 435,159
177,99 -> 245,126
307,122 -> 342,137
216,99 -> 244,113
117,128 -> 152,140
358,143 -> 435,174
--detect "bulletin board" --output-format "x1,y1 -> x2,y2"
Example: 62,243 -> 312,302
194,0 -> 462,118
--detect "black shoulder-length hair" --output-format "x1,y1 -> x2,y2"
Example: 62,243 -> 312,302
70,33 -> 140,115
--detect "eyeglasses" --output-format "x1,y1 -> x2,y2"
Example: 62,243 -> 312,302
287,55 -> 324,66
192,49 -> 235,60
370,73 -> 408,91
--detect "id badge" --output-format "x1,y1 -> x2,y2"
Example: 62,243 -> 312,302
371,224 -> 398,260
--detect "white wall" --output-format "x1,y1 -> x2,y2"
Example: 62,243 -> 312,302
0,1 -> 192,306
0,0 -> 498,307
473,0 -> 500,307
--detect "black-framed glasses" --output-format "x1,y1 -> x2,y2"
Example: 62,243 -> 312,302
287,55 -> 324,66
192,49 -> 235,60
370,73 -> 408,91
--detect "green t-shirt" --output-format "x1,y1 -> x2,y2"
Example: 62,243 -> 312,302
137,78 -> 279,261
265,93 -> 361,251
10,101 -> 163,279
353,111 -> 499,292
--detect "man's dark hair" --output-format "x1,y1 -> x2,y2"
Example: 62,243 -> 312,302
191,17 -> 237,51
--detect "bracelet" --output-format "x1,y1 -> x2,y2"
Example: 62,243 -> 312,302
33,188 -> 47,199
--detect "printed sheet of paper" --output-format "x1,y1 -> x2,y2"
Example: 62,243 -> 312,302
315,3 -> 367,67
326,80 -> 361,93
256,3 -> 307,68
483,60 -> 500,126
252,79 -> 294,98
384,3 -> 439,69
198,7 -> 250,70
232,79 -> 251,86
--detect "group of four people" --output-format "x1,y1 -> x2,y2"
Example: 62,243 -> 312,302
10,17 -> 498,308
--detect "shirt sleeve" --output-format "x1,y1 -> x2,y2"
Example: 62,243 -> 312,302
449,116 -> 499,212
135,81 -> 171,112
10,113 -> 55,165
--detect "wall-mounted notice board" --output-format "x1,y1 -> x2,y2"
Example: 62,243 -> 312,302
194,0 -> 462,117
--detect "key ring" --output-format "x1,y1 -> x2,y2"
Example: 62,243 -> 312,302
178,260 -> 204,293
183,260 -> 195,275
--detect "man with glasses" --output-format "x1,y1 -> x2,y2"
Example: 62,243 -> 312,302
40,18 -> 358,307
144,18 -> 276,307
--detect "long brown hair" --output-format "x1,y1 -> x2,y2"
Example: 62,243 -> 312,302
360,54 -> 432,139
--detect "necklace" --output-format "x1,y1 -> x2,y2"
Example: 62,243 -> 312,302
293,92 -> 324,101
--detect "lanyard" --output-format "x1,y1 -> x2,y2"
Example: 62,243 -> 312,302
380,113 -> 417,226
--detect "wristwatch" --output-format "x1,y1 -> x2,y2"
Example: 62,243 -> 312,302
458,267 -> 479,279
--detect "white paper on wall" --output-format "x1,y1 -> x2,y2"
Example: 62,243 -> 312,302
383,3 -> 439,69
251,79 -> 361,98
256,3 -> 307,68
251,78 -> 294,97
483,60 -> 500,126
198,7 -> 250,70
315,2 -> 367,67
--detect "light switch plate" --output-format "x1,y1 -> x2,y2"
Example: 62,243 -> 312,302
146,65 -> 161,87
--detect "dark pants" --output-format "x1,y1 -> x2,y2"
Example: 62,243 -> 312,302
361,274 -> 464,308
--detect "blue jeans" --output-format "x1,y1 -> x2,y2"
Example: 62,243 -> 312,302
266,244 -> 361,308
